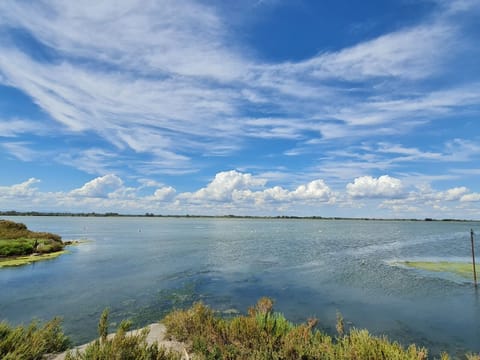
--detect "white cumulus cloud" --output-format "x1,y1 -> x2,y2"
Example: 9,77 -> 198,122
1,171 -> 480,218
460,193 -> 480,202
347,175 -> 404,199
440,186 -> 469,201
70,174 -> 123,198
291,180 -> 333,202
0,178 -> 40,198
180,171 -> 336,207
151,187 -> 176,201
182,170 -> 267,202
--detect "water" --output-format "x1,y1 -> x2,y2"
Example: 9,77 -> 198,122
1,217 -> 479,357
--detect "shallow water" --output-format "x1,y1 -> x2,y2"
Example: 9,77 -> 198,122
1,217 -> 479,356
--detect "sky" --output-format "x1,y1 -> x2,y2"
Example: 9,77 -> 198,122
0,0 -> 479,218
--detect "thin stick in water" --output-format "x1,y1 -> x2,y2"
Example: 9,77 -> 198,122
471,229 -> 477,287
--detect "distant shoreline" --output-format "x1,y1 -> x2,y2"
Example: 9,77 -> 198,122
0,211 -> 477,222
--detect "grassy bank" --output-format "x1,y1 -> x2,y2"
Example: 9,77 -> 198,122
2,299 -> 479,359
0,219 -> 66,267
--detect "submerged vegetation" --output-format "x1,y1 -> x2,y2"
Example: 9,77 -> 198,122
1,298 -> 479,359
0,219 -> 65,267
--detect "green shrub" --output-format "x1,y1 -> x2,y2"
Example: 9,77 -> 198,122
65,309 -> 181,360
35,238 -> 64,254
0,219 -> 64,256
163,298 -> 435,360
1,299 -> 479,359
98,308 -> 109,342
0,238 -> 35,256
0,318 -> 69,360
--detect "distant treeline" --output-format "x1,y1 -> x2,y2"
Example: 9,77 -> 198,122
0,210 -> 473,222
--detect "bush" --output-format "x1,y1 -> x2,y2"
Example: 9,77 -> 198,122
0,238 -> 35,256
163,298 -> 435,360
0,318 -> 69,360
0,219 -> 64,256
35,239 -> 64,254
1,298 -> 478,359
65,310 -> 181,360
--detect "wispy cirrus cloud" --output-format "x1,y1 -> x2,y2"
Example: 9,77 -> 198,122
0,1 -> 476,147
0,0 -> 245,80
56,148 -> 122,175
2,142 -> 39,162
0,0 -> 479,213
0,119 -> 49,137
278,22 -> 456,82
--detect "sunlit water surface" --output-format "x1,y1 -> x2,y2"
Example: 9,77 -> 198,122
1,217 -> 479,357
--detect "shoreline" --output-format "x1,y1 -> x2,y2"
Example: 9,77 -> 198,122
2,212 -> 479,222
0,240 -> 84,268
0,250 -> 67,268
47,323 -> 188,360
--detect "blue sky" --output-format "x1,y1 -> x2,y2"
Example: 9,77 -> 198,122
0,0 -> 480,218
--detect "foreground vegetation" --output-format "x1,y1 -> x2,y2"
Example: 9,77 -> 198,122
65,309 -> 181,360
0,318 -> 69,359
2,298 -> 479,359
0,219 -> 65,267
163,298 -> 473,360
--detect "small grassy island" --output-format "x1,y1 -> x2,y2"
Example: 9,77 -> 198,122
0,219 -> 67,267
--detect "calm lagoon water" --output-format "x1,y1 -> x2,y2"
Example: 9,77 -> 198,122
1,216 -> 480,356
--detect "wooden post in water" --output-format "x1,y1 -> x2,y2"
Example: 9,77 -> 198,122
471,229 -> 477,288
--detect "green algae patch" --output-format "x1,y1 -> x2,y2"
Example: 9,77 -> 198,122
0,250 -> 67,268
402,261 -> 475,279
